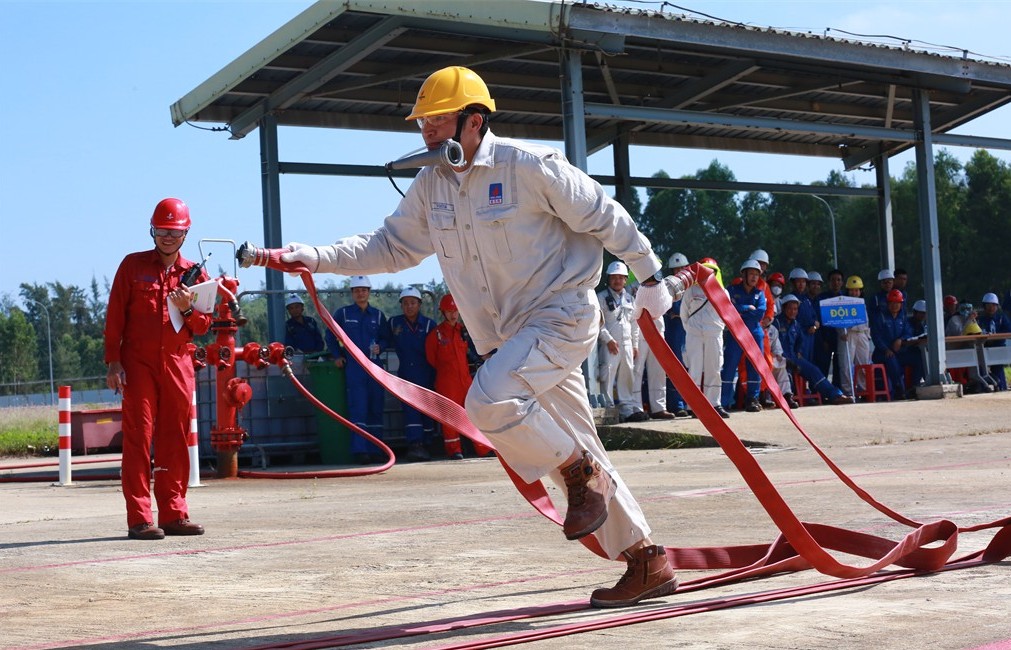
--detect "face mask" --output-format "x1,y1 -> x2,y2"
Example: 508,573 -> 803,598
771,286 -> 783,297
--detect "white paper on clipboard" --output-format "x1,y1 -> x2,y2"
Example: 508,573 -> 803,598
168,280 -> 219,332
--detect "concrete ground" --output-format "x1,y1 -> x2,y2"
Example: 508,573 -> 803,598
1,392 -> 1009,650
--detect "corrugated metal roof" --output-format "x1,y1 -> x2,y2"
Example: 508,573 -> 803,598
172,0 -> 1011,168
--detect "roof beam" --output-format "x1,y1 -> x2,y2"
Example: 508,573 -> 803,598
228,16 -> 408,139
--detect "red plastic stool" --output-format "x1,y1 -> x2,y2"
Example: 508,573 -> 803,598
854,364 -> 890,402
792,371 -> 822,406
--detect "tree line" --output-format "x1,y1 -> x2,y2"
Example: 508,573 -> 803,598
2,149 -> 1009,397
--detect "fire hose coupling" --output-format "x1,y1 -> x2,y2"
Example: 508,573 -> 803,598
236,240 -> 271,268
665,266 -> 697,300
385,139 -> 465,171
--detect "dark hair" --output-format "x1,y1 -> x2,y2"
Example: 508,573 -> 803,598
828,269 -> 843,280
894,268 -> 908,276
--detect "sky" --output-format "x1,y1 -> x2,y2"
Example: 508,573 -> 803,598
2,0 -> 1010,306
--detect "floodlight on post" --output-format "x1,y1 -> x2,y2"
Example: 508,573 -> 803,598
811,195 -> 838,270
24,298 -> 55,406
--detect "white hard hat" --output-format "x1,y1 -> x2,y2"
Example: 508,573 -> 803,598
349,275 -> 371,289
912,299 -> 927,312
399,286 -> 422,301
982,292 -> 999,305
740,259 -> 762,273
667,252 -> 689,268
788,267 -> 808,280
748,249 -> 770,265
780,293 -> 800,305
285,293 -> 303,307
606,260 -> 628,277
807,271 -> 824,283
877,269 -> 895,281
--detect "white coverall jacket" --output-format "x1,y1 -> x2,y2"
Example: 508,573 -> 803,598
596,286 -> 641,416
632,311 -> 667,414
680,283 -> 727,407
312,131 -> 662,558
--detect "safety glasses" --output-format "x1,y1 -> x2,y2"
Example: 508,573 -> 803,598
416,111 -> 462,129
151,227 -> 188,238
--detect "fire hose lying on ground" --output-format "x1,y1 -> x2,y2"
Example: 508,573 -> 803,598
237,243 -> 1011,585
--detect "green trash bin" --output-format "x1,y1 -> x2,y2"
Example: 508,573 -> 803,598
307,360 -> 351,465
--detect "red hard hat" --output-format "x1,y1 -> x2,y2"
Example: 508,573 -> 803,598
151,198 -> 191,230
887,289 -> 904,304
439,294 -> 457,312
699,257 -> 717,266
768,272 -> 786,286
943,294 -> 958,308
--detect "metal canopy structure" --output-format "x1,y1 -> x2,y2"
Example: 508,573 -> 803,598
173,0 -> 1011,386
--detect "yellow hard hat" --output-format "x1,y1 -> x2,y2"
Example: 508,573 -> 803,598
406,66 -> 496,121
846,275 -> 864,290
963,321 -> 983,335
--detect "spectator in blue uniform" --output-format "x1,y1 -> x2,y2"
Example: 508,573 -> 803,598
815,269 -> 844,388
721,259 -> 766,412
388,286 -> 437,460
978,292 -> 1011,390
325,275 -> 390,464
774,294 -> 851,405
788,268 -> 819,362
870,289 -> 913,400
870,269 -> 895,315
900,299 -> 928,388
663,252 -> 690,417
284,293 -> 325,354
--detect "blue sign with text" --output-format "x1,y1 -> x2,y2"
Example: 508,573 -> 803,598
820,295 -> 868,328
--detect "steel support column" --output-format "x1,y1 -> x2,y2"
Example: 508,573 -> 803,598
874,155 -> 895,271
560,48 -> 588,170
912,89 -> 944,386
259,114 -> 286,344
612,131 -> 634,211
560,48 -> 600,405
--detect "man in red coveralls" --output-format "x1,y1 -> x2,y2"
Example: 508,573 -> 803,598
105,198 -> 211,540
425,294 -> 493,460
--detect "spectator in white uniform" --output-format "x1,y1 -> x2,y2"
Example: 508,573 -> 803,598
681,257 -> 730,418
597,261 -> 649,422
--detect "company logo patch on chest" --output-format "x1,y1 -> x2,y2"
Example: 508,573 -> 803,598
488,183 -> 503,205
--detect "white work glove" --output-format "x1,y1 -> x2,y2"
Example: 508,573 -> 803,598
279,242 -> 320,273
633,280 -> 673,321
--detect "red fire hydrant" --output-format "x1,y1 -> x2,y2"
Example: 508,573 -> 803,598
194,275 -> 289,478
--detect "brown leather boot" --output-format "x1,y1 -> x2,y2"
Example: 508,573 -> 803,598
590,544 -> 679,608
561,450 -> 615,540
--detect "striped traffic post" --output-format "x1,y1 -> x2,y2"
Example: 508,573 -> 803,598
56,385 -> 72,485
187,389 -> 202,487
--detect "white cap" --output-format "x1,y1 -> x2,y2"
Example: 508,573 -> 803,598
667,252 -> 689,268
349,275 -> 371,289
399,286 -> 422,301
285,293 -> 303,307
912,299 -> 927,312
740,259 -> 762,273
780,293 -> 800,305
788,267 -> 808,280
877,269 -> 895,281
807,271 -> 824,283
749,248 -> 770,265
606,260 -> 628,276
982,292 -> 999,305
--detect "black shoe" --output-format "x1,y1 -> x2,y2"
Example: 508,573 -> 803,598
621,411 -> 650,423
649,410 -> 675,420
745,399 -> 762,413
405,443 -> 431,462
714,406 -> 731,419
673,409 -> 690,418
784,394 -> 800,409
450,452 -> 464,461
